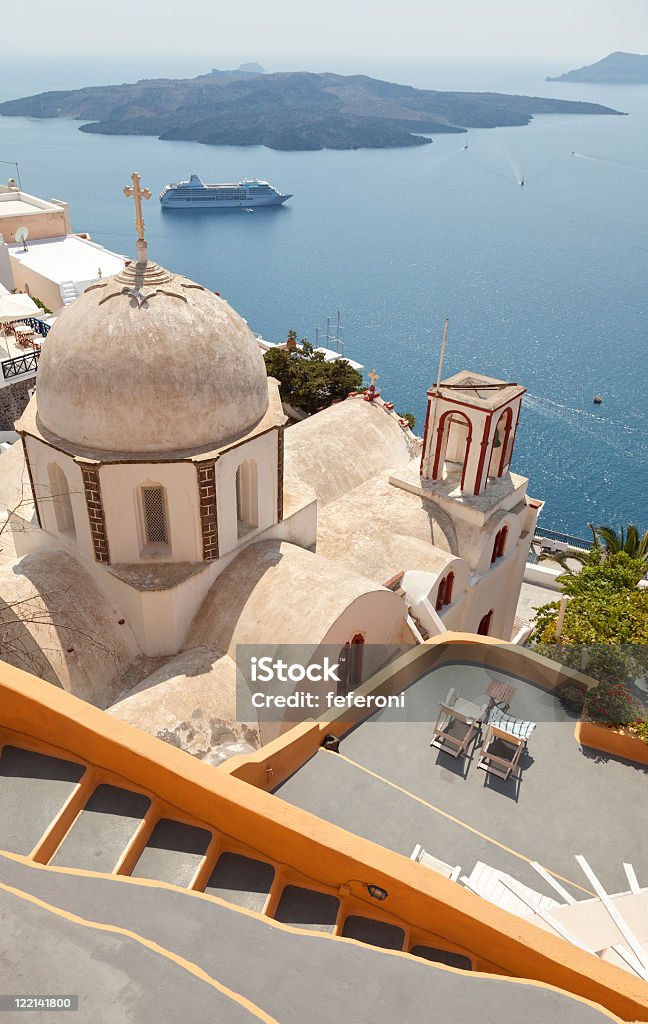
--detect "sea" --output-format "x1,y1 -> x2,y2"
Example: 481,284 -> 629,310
0,55 -> 646,536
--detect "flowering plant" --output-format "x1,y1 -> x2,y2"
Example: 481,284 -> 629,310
583,681 -> 641,725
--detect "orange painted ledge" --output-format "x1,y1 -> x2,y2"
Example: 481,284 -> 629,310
576,720 -> 648,767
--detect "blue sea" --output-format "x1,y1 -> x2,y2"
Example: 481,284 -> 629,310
0,56 -> 646,535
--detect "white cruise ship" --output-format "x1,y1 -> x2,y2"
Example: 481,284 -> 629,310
159,174 -> 292,209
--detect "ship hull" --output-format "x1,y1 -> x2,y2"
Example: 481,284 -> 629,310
160,194 -> 291,209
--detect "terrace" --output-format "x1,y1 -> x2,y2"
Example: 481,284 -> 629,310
275,658 -> 648,906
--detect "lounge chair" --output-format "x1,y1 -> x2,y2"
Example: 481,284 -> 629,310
461,861 -> 560,917
488,709 -> 536,742
431,692 -> 486,759
478,714 -> 535,781
411,844 -> 461,882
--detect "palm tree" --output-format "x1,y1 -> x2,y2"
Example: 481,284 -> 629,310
538,522 -> 648,571
591,523 -> 648,562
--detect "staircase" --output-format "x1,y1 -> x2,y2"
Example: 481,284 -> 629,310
0,740 -> 455,960
0,740 -> 631,1024
59,280 -> 79,306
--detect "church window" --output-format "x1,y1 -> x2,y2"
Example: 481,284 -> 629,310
435,571 -> 455,611
338,635 -> 365,695
47,463 -> 76,539
235,460 -> 259,539
350,634 -> 364,687
477,610 -> 493,636
142,486 -> 168,545
491,526 -> 509,564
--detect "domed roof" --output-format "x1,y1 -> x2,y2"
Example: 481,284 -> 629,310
35,260 -> 269,453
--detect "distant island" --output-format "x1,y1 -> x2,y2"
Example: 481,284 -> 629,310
0,70 -> 624,152
547,52 -> 648,84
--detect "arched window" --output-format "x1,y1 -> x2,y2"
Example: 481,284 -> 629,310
141,485 -> 169,549
350,634 -> 364,688
488,407 -> 514,479
235,459 -> 259,539
432,411 -> 473,491
497,525 -> 508,560
491,525 -> 509,563
435,571 -> 455,611
47,463 -> 76,538
338,642 -> 351,696
477,610 -> 493,636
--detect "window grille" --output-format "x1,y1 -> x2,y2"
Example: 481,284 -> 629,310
142,486 -> 168,544
235,468 -> 242,521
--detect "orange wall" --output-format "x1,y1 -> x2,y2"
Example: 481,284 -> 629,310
576,720 -> 648,767
1,645 -> 647,1022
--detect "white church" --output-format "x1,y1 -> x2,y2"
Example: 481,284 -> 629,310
0,174 -> 542,762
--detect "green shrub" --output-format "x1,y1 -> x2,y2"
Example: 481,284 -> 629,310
583,681 -> 641,725
558,683 -> 585,715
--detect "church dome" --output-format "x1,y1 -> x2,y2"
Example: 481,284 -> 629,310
35,261 -> 269,453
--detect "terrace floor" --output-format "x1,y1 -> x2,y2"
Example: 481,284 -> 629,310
275,662 -> 648,901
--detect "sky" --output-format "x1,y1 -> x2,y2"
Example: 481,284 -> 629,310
20,0 -> 648,65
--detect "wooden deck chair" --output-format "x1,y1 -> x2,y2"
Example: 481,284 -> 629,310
431,702 -> 481,759
478,723 -> 527,781
411,844 -> 461,882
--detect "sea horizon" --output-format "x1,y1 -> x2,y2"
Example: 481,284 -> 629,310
0,55 -> 646,535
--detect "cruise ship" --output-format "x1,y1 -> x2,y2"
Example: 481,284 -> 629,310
159,174 -> 292,209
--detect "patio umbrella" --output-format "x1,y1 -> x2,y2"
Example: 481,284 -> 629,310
0,292 -> 41,357
0,292 -> 40,323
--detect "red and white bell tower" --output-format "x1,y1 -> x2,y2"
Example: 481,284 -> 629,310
420,371 -> 525,496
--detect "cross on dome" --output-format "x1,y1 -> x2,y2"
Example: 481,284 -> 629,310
368,369 -> 380,388
123,171 -> 152,264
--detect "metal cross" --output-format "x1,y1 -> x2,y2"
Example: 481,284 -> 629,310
368,369 -> 380,388
123,172 -> 152,260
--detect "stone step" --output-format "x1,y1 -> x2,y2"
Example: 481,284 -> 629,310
0,746 -> 85,855
410,945 -> 472,969
130,818 -> 212,887
204,852 -> 275,913
341,914 -> 404,950
274,885 -> 340,932
49,784 -> 150,872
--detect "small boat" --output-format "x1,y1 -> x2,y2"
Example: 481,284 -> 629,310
593,395 -> 603,405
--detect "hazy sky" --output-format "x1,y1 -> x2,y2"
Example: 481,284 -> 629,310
24,0 -> 648,63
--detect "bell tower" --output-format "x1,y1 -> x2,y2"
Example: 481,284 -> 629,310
420,372 -> 525,496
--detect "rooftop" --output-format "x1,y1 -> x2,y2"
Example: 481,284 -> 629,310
0,190 -> 65,219
275,660 -> 648,902
8,234 -> 125,286
432,371 -> 526,410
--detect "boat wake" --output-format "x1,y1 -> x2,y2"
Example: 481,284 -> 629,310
570,152 -> 648,175
523,392 -> 648,463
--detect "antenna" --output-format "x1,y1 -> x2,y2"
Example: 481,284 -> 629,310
0,160 -> 21,190
422,318 -> 450,480
435,318 -> 449,393
14,225 -> 29,252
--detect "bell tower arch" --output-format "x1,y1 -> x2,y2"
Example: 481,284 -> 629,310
420,372 -> 525,496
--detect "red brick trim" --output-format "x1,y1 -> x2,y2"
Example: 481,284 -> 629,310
277,426 -> 284,522
197,460 -> 219,561
21,436 -> 41,528
81,465 -> 110,564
